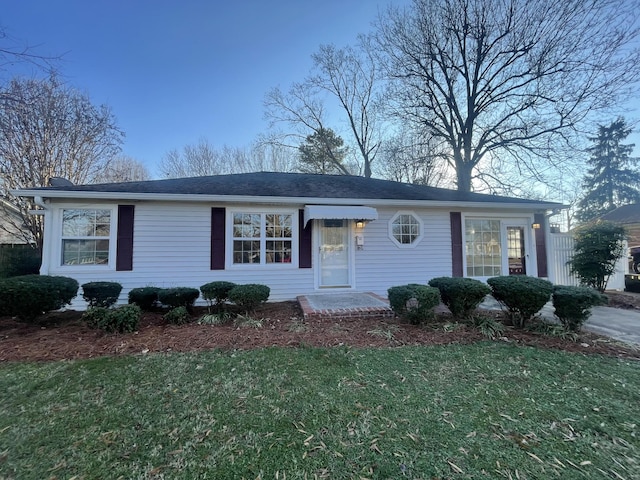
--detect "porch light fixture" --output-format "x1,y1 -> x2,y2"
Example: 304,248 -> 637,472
355,220 -> 367,229
532,222 -> 541,229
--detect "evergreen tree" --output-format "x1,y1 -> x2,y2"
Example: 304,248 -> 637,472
577,118 -> 640,222
298,128 -> 349,175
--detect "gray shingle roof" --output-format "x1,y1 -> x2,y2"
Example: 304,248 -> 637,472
25,171 -> 560,206
599,204 -> 640,224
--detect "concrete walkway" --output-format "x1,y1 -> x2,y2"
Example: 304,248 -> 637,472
298,292 -> 640,346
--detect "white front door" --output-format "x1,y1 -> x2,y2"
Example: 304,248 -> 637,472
318,220 -> 351,288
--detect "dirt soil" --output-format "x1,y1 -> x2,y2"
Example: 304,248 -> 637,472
2,294 -> 639,363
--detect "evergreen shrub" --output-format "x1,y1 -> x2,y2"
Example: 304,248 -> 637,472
228,284 -> 270,311
0,275 -> 78,321
83,304 -> 141,333
128,287 -> 161,310
158,287 -> 200,310
164,306 -> 192,325
387,284 -> 440,324
200,281 -> 236,309
81,281 -> 122,308
552,285 -> 607,332
428,277 -> 490,319
487,275 -> 553,328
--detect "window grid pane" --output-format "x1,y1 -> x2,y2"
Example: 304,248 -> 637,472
61,209 -> 111,265
233,213 -> 293,264
392,214 -> 420,244
465,219 -> 502,277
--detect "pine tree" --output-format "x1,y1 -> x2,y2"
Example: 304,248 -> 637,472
298,128 -> 349,175
577,117 -> 640,223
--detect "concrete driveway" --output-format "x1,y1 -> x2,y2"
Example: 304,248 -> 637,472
481,296 -> 640,346
582,307 -> 640,346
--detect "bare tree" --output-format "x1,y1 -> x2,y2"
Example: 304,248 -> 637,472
0,74 -> 123,249
93,155 -> 152,183
264,84 -> 351,175
158,138 -> 223,178
375,0 -> 640,192
308,41 -> 383,178
158,138 -> 299,178
376,126 -> 450,186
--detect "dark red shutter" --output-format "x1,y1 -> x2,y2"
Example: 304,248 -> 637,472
116,205 -> 135,271
450,212 -> 463,277
534,213 -> 548,277
211,207 -> 226,270
299,209 -> 312,268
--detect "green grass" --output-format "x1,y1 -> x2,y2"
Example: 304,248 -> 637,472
1,344 -> 639,479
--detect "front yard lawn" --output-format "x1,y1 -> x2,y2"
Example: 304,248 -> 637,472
1,344 -> 639,479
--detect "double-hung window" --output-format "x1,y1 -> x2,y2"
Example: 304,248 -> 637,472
61,209 -> 112,265
232,212 -> 293,264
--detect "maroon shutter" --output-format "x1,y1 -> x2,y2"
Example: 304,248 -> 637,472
211,207 -> 226,270
299,209 -> 312,268
534,213 -> 548,277
450,212 -> 463,277
116,205 -> 135,271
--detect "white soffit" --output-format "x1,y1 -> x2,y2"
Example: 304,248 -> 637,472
304,205 -> 378,226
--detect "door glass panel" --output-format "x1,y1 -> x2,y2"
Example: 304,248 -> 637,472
507,226 -> 526,275
319,220 -> 349,287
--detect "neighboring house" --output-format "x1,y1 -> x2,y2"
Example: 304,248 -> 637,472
599,204 -> 640,273
599,204 -> 640,246
0,199 -> 29,244
15,172 -> 563,306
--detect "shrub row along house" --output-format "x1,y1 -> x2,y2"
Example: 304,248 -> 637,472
15,172 -> 563,308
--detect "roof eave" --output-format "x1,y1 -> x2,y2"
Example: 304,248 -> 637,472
13,189 -> 565,211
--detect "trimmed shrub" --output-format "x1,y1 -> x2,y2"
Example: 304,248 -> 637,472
228,284 -> 270,311
81,281 -> 122,308
552,285 -> 607,332
200,281 -> 236,309
0,244 -> 41,278
83,304 -> 141,333
0,275 -> 78,321
164,306 -> 192,325
387,284 -> 440,325
428,277 -> 490,319
158,287 -> 200,310
487,275 -> 553,328
128,286 -> 161,310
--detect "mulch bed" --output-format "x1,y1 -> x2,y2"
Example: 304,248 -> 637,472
1,297 -> 639,362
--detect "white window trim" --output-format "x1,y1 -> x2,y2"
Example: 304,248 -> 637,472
388,211 -> 423,248
54,205 -> 117,271
461,213 -> 536,279
226,207 -> 298,268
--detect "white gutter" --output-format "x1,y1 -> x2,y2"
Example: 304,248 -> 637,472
13,189 -> 565,211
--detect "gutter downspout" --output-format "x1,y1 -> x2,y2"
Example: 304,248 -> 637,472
34,196 -> 50,275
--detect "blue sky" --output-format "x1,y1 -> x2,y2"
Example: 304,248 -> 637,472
2,0 -> 639,178
2,1 -> 409,174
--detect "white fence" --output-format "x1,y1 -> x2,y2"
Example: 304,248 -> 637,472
547,233 -> 627,291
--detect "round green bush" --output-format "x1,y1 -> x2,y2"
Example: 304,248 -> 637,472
81,281 -> 122,308
0,275 -> 78,321
428,277 -> 490,319
552,285 -> 607,332
487,275 -> 553,328
158,287 -> 200,309
387,284 -> 440,324
164,306 -> 192,325
228,284 -> 270,311
128,286 -> 161,310
83,304 -> 141,333
200,281 -> 236,308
